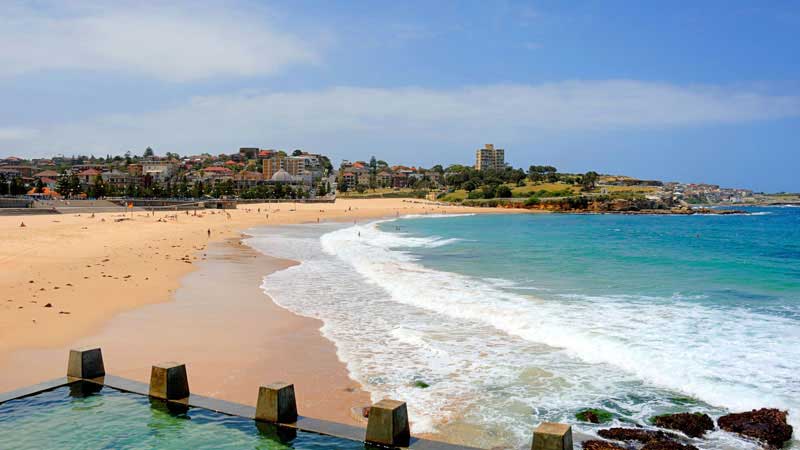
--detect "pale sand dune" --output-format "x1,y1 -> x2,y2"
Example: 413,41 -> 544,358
0,198 -> 517,424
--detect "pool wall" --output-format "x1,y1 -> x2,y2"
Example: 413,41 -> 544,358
0,347 -> 574,450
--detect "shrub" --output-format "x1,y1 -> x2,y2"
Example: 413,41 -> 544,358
524,196 -> 540,206
496,185 -> 512,198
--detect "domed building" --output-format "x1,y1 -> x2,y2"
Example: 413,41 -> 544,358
270,169 -> 295,183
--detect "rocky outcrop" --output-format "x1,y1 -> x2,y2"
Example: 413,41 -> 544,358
640,441 -> 698,450
576,408 -> 614,424
717,408 -> 793,448
596,427 -> 697,450
597,428 -> 673,443
582,440 -> 626,450
652,413 -> 714,438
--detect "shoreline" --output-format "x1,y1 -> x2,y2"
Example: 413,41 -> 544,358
0,198 -> 519,425
0,237 -> 371,425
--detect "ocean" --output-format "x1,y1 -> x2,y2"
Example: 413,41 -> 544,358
245,206 -> 800,449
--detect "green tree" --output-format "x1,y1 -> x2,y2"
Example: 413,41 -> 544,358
91,175 -> 106,198
369,156 -> 378,190
151,181 -> 164,197
463,180 -> 477,192
143,147 -> 155,158
496,185 -> 512,198
10,177 -> 26,195
581,171 -> 599,190
192,180 -> 205,198
528,165 -> 558,182
56,172 -> 81,198
34,178 -> 45,194
178,177 -> 190,198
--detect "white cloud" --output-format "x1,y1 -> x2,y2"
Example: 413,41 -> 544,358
8,80 -> 800,158
0,2 -> 318,82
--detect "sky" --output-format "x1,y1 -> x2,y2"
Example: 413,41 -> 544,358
1,1 -> 799,192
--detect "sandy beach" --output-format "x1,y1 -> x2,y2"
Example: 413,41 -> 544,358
0,198 -> 514,425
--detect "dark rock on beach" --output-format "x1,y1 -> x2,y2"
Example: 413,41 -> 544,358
640,441 -> 698,450
597,427 -> 697,450
717,408 -> 793,448
582,410 -> 600,424
582,440 -> 626,450
597,428 -> 672,443
576,408 -> 614,424
652,412 -> 714,438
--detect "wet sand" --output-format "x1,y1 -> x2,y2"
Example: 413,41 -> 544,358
0,238 -> 370,424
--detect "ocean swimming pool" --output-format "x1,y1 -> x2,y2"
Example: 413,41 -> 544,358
0,383 -> 365,450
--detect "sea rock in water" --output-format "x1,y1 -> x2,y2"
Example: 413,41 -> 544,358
717,408 -> 793,448
641,441 -> 698,450
597,428 -> 672,443
652,412 -> 714,438
582,440 -> 626,450
583,411 -> 600,423
576,408 -> 614,424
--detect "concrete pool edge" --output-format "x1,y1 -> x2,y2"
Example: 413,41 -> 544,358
0,375 -> 483,450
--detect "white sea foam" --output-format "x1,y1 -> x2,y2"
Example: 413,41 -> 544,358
246,220 -> 799,449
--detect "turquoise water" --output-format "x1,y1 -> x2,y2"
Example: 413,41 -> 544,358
396,207 -> 800,315
0,384 -> 364,449
249,206 -> 798,449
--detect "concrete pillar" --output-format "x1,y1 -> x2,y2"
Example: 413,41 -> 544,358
255,382 -> 297,423
149,362 -> 190,400
255,421 -> 298,443
531,422 -> 573,450
68,380 -> 103,398
365,399 -> 410,447
67,347 -> 105,379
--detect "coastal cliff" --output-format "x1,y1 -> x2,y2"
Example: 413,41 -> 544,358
461,196 -> 745,215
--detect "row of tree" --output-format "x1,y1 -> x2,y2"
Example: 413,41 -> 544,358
50,172 -> 312,200
0,173 -> 27,195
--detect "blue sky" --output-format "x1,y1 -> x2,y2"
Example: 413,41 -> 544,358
1,1 -> 799,191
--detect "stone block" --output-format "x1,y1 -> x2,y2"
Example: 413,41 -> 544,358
531,422 -> 573,450
255,382 -> 297,423
365,399 -> 410,447
149,362 -> 189,400
67,347 -> 105,379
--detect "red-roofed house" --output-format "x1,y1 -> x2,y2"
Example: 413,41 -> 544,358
78,168 -> 102,184
233,171 -> 265,190
202,166 -> 233,183
34,170 -> 60,179
40,177 -> 57,189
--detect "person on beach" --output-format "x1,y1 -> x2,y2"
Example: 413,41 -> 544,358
207,229 -> 211,238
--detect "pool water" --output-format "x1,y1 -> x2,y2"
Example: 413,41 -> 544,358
0,384 -> 365,449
